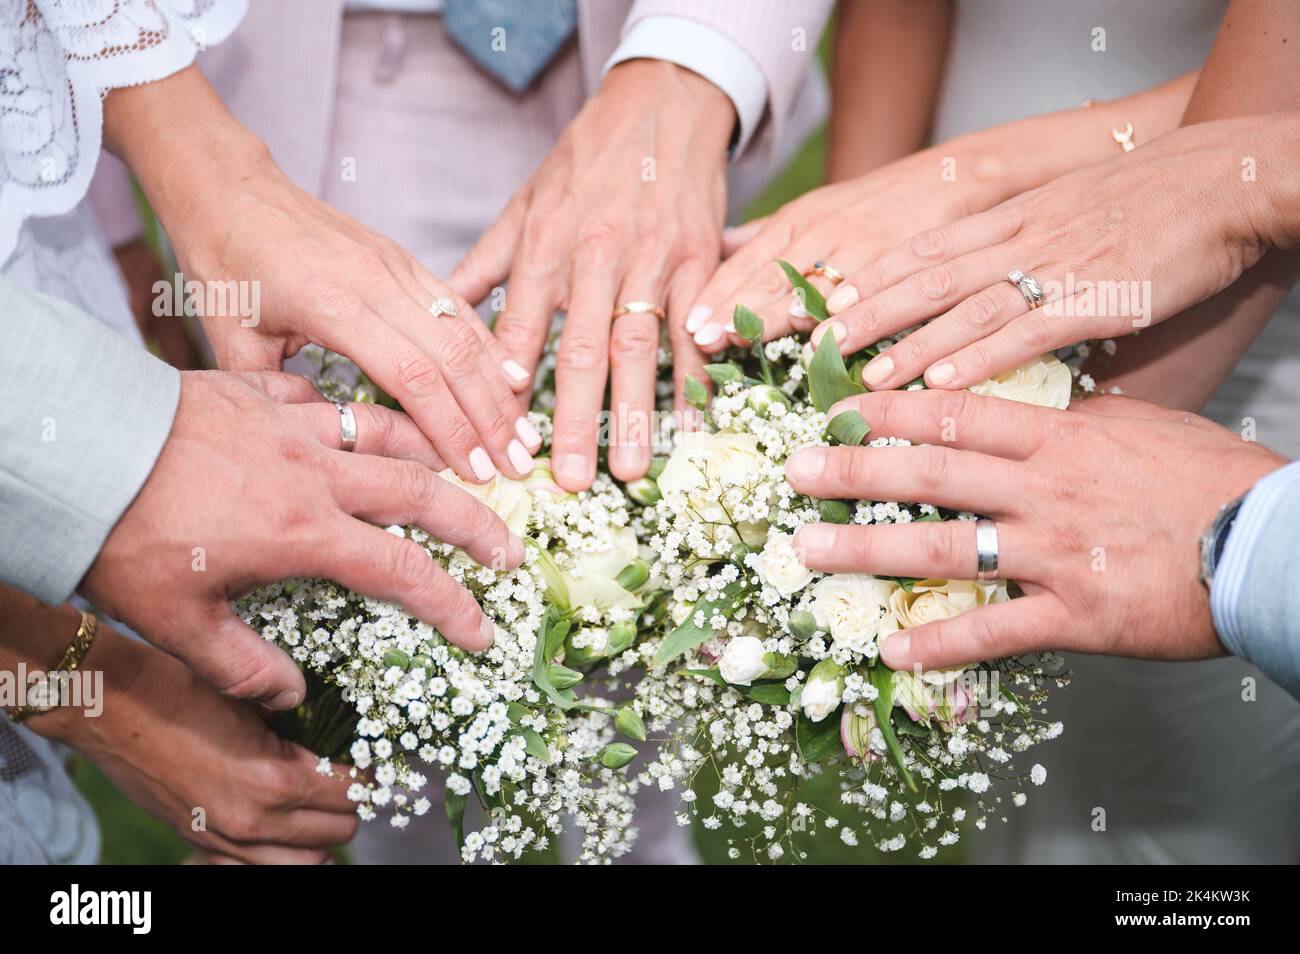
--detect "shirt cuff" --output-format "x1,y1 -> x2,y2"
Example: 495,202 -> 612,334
1211,460 -> 1300,660
604,15 -> 768,157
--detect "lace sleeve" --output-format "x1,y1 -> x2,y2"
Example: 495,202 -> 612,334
0,0 -> 248,265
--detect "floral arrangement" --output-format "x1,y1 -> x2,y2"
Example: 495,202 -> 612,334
626,270 -> 1073,861
240,417 -> 656,863
240,266 -> 1080,863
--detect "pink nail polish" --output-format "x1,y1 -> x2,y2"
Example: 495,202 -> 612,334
516,416 -> 541,449
694,325 -> 722,347
507,439 -> 533,475
863,356 -> 894,387
685,305 -> 712,334
503,359 -> 531,383
928,362 -> 956,385
826,283 -> 860,313
469,447 -> 496,481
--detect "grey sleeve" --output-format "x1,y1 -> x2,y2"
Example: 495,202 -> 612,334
0,276 -> 180,604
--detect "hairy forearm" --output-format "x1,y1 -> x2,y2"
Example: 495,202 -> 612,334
827,0 -> 952,182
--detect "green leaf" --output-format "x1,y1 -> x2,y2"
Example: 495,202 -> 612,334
678,668 -> 793,705
515,726 -> 552,763
869,664 -> 918,793
816,499 -> 853,524
777,260 -> 828,321
444,786 -> 468,855
526,540 -> 570,610
532,608 -> 578,710
894,718 -> 931,739
808,333 -> 866,414
732,304 -> 764,342
705,363 -> 743,387
684,375 -> 709,410
796,709 -> 843,762
652,580 -> 748,668
826,409 -> 870,447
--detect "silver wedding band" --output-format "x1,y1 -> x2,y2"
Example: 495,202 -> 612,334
336,402 -> 358,452
429,296 -> 458,318
975,519 -> 999,582
1006,269 -> 1044,310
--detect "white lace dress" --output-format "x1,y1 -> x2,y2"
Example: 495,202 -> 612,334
0,0 -> 246,864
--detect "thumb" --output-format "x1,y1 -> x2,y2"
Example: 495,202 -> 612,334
187,607 -> 306,710
448,188 -> 529,305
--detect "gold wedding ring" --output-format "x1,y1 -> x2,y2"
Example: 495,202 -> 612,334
612,301 -> 666,320
803,261 -> 845,285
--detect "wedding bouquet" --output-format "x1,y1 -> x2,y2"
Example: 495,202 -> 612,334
625,266 -> 1073,861
240,385 -> 659,863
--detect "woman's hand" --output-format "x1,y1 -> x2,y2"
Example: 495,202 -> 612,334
40,627 -> 359,864
816,114 -> 1300,392
105,67 -> 538,483
686,146 -> 986,352
449,60 -> 733,488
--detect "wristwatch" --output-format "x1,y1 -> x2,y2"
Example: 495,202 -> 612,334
1198,494 -> 1247,589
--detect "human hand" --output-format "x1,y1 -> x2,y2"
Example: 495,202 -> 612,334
449,60 -> 734,488
686,146 -> 984,351
43,627 -> 358,864
106,67 -> 538,483
815,114 -> 1300,392
78,370 -> 524,708
783,389 -> 1285,669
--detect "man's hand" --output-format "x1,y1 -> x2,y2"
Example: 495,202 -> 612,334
782,390 -> 1286,669
450,60 -> 734,488
78,370 -> 524,709
41,627 -> 358,864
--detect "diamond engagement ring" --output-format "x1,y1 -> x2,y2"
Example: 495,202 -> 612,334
429,296 -> 458,318
804,261 -> 845,285
1006,270 -> 1045,310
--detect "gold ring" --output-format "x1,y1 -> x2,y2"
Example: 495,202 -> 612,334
612,301 -> 666,320
803,261 -> 845,285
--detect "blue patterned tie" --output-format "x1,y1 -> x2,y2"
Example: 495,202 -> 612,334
443,0 -> 579,93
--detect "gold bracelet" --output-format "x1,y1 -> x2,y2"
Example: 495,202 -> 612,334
7,611 -> 99,724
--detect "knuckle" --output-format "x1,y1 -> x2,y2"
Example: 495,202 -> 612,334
914,446 -> 952,493
963,291 -> 1003,331
838,447 -> 870,490
609,321 -> 659,364
396,459 -> 441,514
438,330 -> 483,378
576,217 -> 620,256
388,538 -> 434,592
915,265 -> 955,303
557,333 -> 607,375
855,262 -> 888,297
1014,316 -> 1056,351
220,807 -> 264,843
441,415 -> 478,452
848,298 -> 883,339
910,227 -> 949,262
395,353 -> 444,398
311,279 -> 361,321
754,261 -> 790,298
934,389 -> 975,435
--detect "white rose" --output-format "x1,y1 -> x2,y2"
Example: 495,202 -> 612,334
436,468 -> 533,537
657,430 -> 769,547
969,355 -> 1071,409
754,532 -> 813,596
801,659 -> 846,723
810,574 -> 900,656
719,636 -> 767,686
562,526 -> 641,610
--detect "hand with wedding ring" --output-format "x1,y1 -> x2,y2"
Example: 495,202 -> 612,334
782,389 -> 1285,670
448,60 -> 735,489
79,370 -> 525,710
813,115 -> 1300,392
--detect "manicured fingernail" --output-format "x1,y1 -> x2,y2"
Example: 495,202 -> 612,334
862,355 -> 893,387
516,416 -> 541,449
826,282 -> 860,313
790,297 -> 808,318
927,362 -> 956,385
555,453 -> 592,487
725,320 -> 737,334
269,688 -> 304,709
694,324 -> 722,347
796,523 -> 835,558
813,321 -> 847,348
478,616 -> 496,648
784,448 -> 825,484
507,439 -> 533,475
469,446 -> 496,481
503,359 -> 530,383
685,305 -> 712,334
879,632 -> 910,666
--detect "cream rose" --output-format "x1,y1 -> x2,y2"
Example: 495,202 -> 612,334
754,532 -> 813,596
969,354 -> 1071,409
657,430 -> 769,547
890,580 -> 1006,685
562,526 -> 642,611
810,574 -> 899,655
436,468 -> 533,537
719,636 -> 767,686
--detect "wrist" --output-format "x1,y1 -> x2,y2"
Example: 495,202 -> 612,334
602,59 -> 736,155
33,625 -> 150,750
